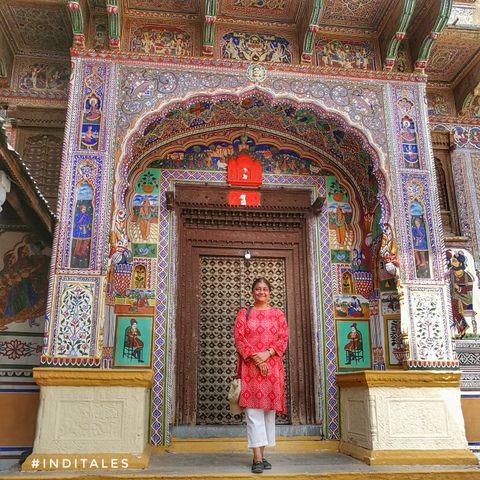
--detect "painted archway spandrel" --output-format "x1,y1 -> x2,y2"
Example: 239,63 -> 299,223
115,65 -> 388,157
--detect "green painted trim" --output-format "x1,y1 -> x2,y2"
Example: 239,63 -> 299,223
302,0 -> 324,57
416,0 -> 453,65
384,0 -> 416,66
68,1 -> 84,35
107,0 -> 120,39
203,0 -> 216,47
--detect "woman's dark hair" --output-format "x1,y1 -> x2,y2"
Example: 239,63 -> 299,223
252,277 -> 272,292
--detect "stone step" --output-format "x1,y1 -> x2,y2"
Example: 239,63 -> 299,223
8,452 -> 480,479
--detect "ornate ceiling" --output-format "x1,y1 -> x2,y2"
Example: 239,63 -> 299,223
0,1 -> 71,56
0,1 -> 478,105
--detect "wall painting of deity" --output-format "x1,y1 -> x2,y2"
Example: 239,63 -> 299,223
130,25 -> 193,56
315,37 -> 376,70
221,32 -> 292,63
130,194 -> 159,244
336,319 -> 371,369
70,183 -> 94,268
383,317 -> 403,367
333,294 -> 370,319
409,200 -> 431,279
113,315 -> 153,368
400,116 -> 419,168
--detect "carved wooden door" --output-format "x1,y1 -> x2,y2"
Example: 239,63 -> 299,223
174,185 -> 317,427
196,255 -> 290,425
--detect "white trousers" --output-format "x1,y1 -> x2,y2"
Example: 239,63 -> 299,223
245,408 -> 276,448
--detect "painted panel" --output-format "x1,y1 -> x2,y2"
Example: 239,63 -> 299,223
336,319 -> 371,369
130,25 -> 194,56
447,248 -> 480,340
15,61 -> 69,94
221,31 -> 293,63
315,37 -> 376,70
113,316 -> 153,368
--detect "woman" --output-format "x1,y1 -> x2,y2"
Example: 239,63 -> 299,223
234,278 -> 289,474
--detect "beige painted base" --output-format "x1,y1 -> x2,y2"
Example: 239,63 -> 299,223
339,441 -> 477,466
336,371 -> 477,466
29,368 -> 153,471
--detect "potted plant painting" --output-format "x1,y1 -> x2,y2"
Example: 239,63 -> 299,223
329,179 -> 346,202
137,171 -> 159,194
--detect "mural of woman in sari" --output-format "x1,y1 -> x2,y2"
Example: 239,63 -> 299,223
138,198 -> 153,241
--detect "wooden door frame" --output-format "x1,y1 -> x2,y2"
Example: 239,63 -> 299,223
174,185 -> 317,426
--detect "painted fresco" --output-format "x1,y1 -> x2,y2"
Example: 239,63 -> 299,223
133,97 -> 380,211
336,320 -> 371,369
0,234 -> 50,369
149,137 -> 316,175
114,316 -> 153,367
17,62 -> 69,93
427,92 -> 453,116
326,177 -> 354,250
315,37 -> 376,70
221,32 -> 292,63
380,291 -> 400,315
130,25 -> 193,56
80,93 -> 102,151
70,183 -> 94,268
333,294 -> 370,319
409,200 -> 431,279
130,194 -> 159,244
400,116 -> 419,168
0,234 -> 50,331
78,65 -> 106,151
447,249 -> 480,339
384,317 -> 403,366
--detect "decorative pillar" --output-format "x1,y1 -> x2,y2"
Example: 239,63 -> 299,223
28,56 -> 152,470
337,82 -> 475,465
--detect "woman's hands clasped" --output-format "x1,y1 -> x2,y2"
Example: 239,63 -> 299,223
252,351 -> 271,376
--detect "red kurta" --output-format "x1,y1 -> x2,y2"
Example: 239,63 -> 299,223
234,307 -> 289,413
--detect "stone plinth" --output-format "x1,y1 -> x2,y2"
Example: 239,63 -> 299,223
336,371 -> 477,465
22,368 -> 153,471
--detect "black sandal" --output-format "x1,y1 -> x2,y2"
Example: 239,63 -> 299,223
262,458 -> 272,469
251,461 -> 264,474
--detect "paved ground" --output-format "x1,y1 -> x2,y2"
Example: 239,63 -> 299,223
1,452 -> 480,479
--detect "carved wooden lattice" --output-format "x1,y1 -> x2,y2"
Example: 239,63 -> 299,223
196,256 -> 291,425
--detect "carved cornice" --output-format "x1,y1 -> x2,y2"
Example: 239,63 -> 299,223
33,367 -> 154,387
181,207 -> 306,231
72,49 -> 426,84
336,370 -> 461,388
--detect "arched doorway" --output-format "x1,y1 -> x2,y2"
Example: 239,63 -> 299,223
108,91 -> 390,444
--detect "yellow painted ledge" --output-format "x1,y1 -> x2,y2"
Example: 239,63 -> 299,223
336,370 -> 461,389
32,367 -> 154,387
21,448 -> 151,471
163,437 -> 337,454
339,441 -> 478,466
